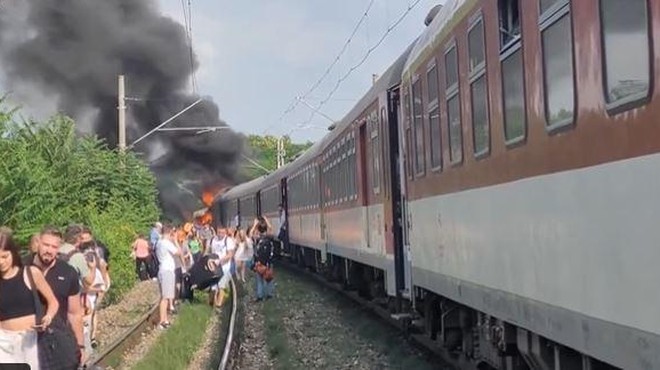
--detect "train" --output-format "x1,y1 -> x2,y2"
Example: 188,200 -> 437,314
214,0 -> 660,369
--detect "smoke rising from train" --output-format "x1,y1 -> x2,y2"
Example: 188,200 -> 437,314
0,0 -> 242,218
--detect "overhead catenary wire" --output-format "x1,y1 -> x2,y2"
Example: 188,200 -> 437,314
298,0 -> 423,129
262,0 -> 376,135
266,0 -> 424,136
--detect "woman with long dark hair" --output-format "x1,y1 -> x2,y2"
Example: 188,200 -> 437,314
0,228 -> 59,368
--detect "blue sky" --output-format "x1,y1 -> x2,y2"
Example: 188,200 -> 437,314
158,0 -> 442,143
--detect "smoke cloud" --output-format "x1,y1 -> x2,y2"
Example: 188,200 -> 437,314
0,0 -> 243,219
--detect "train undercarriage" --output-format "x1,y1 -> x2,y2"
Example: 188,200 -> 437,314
281,243 -> 621,370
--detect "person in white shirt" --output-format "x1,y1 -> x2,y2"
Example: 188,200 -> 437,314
155,224 -> 180,329
208,225 -> 236,308
233,228 -> 253,283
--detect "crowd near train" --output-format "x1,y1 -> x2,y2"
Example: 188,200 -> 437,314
215,0 -> 660,369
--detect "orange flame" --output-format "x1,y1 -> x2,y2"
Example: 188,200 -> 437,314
199,212 -> 213,225
197,184 -> 227,225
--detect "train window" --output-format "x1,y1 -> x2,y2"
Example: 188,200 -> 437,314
427,63 -> 439,105
502,49 -> 526,142
468,19 -> 485,73
445,43 -> 462,164
412,78 -> 425,175
429,107 -> 442,169
371,125 -> 381,194
427,62 -> 442,170
499,0 -> 521,50
600,0 -> 650,110
541,1 -> 574,129
445,47 -> 459,90
471,76 -> 489,154
469,16 -> 489,156
447,96 -> 462,163
540,0 -> 563,15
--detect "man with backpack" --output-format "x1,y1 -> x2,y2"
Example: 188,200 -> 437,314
59,224 -> 97,290
249,217 -> 275,301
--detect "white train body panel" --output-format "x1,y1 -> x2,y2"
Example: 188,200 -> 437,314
409,153 -> 660,366
289,211 -> 324,251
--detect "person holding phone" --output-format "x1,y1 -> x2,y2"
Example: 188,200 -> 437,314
0,228 -> 59,369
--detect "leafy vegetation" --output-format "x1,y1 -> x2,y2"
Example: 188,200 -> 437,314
132,297 -> 213,370
0,101 -> 160,302
239,135 -> 313,181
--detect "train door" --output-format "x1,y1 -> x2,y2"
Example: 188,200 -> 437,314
389,86 -> 411,301
280,177 -> 290,255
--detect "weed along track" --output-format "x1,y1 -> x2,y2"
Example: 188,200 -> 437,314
86,278 -> 241,370
239,265 -> 445,370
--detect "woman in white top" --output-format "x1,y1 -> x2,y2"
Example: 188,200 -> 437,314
233,229 -> 253,283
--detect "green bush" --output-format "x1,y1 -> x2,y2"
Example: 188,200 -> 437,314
0,101 -> 160,303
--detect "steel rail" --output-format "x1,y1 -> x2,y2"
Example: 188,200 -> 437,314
87,301 -> 160,368
219,276 -> 239,370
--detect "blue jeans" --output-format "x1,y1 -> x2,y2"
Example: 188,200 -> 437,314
255,273 -> 274,299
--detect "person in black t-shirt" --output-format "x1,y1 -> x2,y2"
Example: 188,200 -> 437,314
32,226 -> 86,367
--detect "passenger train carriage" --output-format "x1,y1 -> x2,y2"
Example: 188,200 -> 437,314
216,0 -> 660,368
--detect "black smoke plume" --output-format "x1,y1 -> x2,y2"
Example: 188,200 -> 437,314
0,0 -> 243,220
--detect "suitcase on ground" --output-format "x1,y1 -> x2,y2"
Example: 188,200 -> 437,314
188,254 -> 223,290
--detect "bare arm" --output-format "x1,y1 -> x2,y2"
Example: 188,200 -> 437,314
82,257 -> 97,288
30,267 -> 59,324
264,217 -> 273,234
67,293 -> 84,348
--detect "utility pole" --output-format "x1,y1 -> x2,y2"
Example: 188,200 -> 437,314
276,136 -> 286,169
118,75 -> 127,152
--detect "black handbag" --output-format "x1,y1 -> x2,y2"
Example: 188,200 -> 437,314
26,266 -> 80,370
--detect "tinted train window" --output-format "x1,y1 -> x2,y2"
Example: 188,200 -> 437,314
427,63 -> 442,169
502,49 -> 526,141
540,0 -> 562,14
468,20 -> 485,71
445,47 -> 459,90
447,95 -> 462,163
371,114 -> 381,194
412,78 -> 425,175
499,0 -> 521,50
541,2 -> 574,128
427,64 -> 439,104
429,108 -> 442,169
445,44 -> 462,164
471,76 -> 489,154
600,0 -> 650,108
469,17 -> 489,156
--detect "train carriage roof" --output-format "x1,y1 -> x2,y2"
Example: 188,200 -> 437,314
402,0 -> 472,80
227,3 -> 461,195
268,38 -> 419,183
221,175 -> 266,202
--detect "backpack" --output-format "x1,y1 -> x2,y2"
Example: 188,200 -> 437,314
254,237 -> 274,265
58,249 -> 80,263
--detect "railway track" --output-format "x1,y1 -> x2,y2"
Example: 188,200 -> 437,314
86,278 -> 240,370
86,302 -> 160,369
276,257 -> 471,370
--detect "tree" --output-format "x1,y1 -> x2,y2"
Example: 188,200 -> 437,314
0,101 -> 160,302
238,134 -> 313,181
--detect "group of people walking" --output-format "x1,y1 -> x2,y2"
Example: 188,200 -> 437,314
146,215 -> 278,330
0,224 -> 111,370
